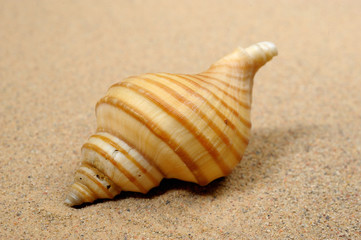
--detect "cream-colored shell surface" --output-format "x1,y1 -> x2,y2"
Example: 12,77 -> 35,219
65,42 -> 278,206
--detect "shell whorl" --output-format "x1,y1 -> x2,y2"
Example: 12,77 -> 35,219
65,132 -> 163,206
244,41 -> 278,69
65,42 -> 278,206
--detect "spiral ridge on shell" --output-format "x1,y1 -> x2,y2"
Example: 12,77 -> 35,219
65,42 -> 278,206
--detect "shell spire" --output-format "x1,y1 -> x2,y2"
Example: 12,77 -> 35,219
208,41 -> 277,72
65,42 -> 278,206
244,41 -> 278,69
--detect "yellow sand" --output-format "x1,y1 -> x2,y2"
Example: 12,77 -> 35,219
1,1 -> 360,238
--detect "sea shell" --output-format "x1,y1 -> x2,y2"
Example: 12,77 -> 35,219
65,42 -> 278,206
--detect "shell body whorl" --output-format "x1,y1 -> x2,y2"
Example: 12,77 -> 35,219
65,42 -> 278,206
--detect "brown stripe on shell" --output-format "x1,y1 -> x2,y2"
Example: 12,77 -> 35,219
81,161 -> 121,192
72,182 -> 96,203
82,142 -> 148,193
97,96 -> 208,185
177,74 -> 251,129
201,71 -> 254,80
96,127 -> 166,178
147,73 -> 242,158
112,81 -> 230,176
76,167 -> 113,199
186,74 -> 251,111
196,72 -> 249,94
91,134 -> 160,187
208,61 -> 246,69
151,73 -> 250,147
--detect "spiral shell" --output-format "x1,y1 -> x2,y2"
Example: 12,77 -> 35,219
65,42 -> 278,206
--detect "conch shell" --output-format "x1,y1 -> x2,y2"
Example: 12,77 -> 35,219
65,42 -> 278,206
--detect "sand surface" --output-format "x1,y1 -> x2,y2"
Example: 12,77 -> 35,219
1,0 -> 360,239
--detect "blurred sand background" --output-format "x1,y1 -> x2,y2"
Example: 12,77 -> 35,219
1,0 -> 360,239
